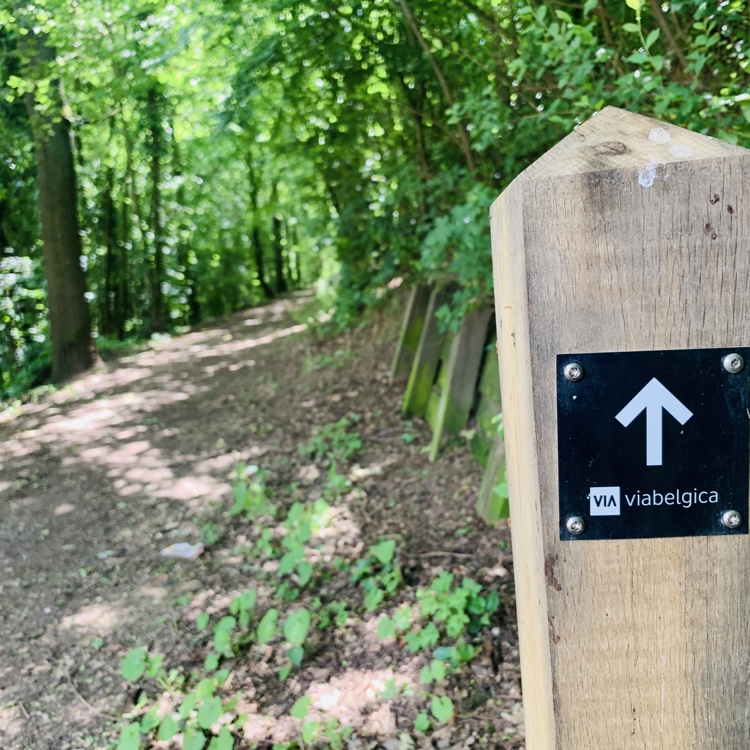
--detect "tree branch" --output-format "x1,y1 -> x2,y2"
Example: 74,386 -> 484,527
397,0 -> 476,173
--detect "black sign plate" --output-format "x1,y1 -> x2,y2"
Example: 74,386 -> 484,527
558,348 -> 750,541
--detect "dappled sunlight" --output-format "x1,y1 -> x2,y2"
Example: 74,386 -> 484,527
192,323 -> 307,361
241,667 -> 417,745
0,289 -> 521,750
60,601 -> 132,637
0,700 -> 25,741
154,474 -> 231,504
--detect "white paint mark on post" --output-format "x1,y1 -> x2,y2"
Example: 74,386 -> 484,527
638,164 -> 657,188
649,127 -> 671,144
669,144 -> 694,159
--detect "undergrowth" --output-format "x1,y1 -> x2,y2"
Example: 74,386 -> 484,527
114,416 -> 506,750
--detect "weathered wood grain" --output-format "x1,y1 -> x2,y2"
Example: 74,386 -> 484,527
490,106 -> 750,749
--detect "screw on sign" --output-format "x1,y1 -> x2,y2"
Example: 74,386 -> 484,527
722,353 -> 744,374
565,515 -> 585,535
563,362 -> 584,382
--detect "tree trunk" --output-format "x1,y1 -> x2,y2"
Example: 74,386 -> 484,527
246,156 -> 273,299
100,162 -> 117,336
23,33 -> 95,382
272,214 -> 287,295
147,83 -> 166,333
173,131 -> 201,323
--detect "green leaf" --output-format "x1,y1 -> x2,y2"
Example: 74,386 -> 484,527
430,659 -> 447,681
297,561 -> 313,586
419,664 -> 433,684
257,609 -> 279,643
302,720 -> 319,744
364,587 -> 384,611
485,591 -> 500,613
198,696 -> 223,729
393,605 -> 412,631
204,652 -> 220,671
216,669 -> 231,685
645,28 -> 660,48
622,22 -> 640,33
179,692 -> 197,719
184,725 -> 207,750
157,714 -> 179,741
279,549 -> 303,576
625,0 -> 642,12
432,646 -> 453,661
414,711 -> 430,733
377,615 -> 395,639
196,678 -> 217,700
208,727 -> 234,750
430,695 -> 454,723
283,608 -> 312,645
146,653 -> 164,678
121,647 -> 148,682
213,616 -> 236,654
117,722 -> 141,750
290,695 -> 311,719
196,612 -> 210,630
230,589 -> 257,614
380,677 -> 398,700
370,539 -> 395,565
287,645 -> 305,666
140,706 -> 160,732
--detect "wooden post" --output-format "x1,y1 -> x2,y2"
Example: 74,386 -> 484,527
425,307 -> 492,461
470,333 -> 501,468
476,433 -> 507,525
401,285 -> 452,417
490,107 -> 750,749
390,285 -> 432,383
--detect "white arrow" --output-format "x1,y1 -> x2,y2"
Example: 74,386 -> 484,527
615,378 -> 693,466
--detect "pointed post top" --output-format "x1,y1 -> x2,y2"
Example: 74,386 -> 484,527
515,106 -> 749,183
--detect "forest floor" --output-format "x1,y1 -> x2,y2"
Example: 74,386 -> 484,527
0,291 -> 522,750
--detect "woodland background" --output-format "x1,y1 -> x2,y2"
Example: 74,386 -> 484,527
1,0 -> 749,397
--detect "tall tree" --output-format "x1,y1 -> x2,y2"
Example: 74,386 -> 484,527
19,24 -> 96,381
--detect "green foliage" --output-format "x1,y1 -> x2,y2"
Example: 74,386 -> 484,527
299,415 -> 362,464
229,464 -> 272,518
4,0 -> 750,400
351,539 -> 403,611
0,255 -> 50,400
113,433 -> 509,749
430,695 -> 454,724
119,646 -> 245,748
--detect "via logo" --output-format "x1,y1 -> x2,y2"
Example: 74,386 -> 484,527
589,486 -> 621,516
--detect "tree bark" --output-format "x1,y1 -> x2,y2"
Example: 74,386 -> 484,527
173,130 -> 201,323
23,33 -> 96,382
147,84 -> 166,333
246,156 -> 274,299
272,214 -> 287,295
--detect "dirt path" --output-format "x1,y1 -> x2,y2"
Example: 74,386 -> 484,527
0,293 -> 522,749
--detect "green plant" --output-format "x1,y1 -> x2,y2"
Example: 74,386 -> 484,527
279,607 -> 312,680
201,521 -> 221,546
351,539 -> 403,611
289,695 -> 353,749
278,502 -> 314,586
229,463 -> 272,518
299,415 -> 362,464
318,600 -> 349,629
118,648 -> 243,750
